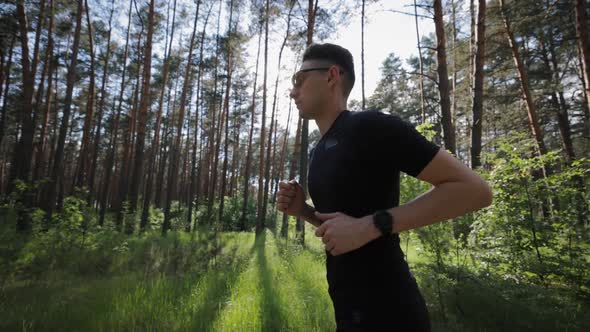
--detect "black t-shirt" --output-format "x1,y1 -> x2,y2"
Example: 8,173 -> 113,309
308,110 -> 439,328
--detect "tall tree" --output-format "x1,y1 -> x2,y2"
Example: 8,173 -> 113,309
263,0 -> 296,232
414,0 -> 426,123
75,0 -> 97,189
10,1 -> 36,192
574,0 -> 590,114
470,0 -> 486,169
88,0 -> 115,205
99,0 -> 133,226
256,0 -> 270,235
219,0 -> 237,228
43,0 -> 84,223
33,0 -> 56,184
499,0 -> 547,156
163,0 -> 201,235
240,24 -> 263,232
0,34 -> 16,149
140,0 -> 178,231
433,0 -> 456,155
128,0 -> 156,216
361,0 -> 366,111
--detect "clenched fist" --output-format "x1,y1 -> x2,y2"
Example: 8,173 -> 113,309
276,180 -> 306,217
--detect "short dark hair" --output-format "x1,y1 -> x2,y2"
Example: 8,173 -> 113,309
302,43 -> 355,98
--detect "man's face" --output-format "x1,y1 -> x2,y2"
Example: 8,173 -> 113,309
289,60 -> 334,119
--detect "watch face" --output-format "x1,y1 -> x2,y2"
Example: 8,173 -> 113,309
375,211 -> 392,234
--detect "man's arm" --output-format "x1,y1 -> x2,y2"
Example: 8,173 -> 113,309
378,148 -> 492,234
315,149 -> 493,255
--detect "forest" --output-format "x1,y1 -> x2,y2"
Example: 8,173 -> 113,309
0,0 -> 589,331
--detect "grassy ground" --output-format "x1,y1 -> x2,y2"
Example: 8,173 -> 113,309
1,225 -> 589,331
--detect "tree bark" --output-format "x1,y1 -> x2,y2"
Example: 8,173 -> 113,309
75,0 -> 97,189
140,0 -> 178,231
88,0 -> 114,206
361,0 -> 366,111
414,0 -> 426,123
219,0 -> 235,228
499,0 -> 547,156
241,26 -> 263,232
10,1 -> 36,191
433,0 -> 456,155
574,0 -> 590,114
0,34 -> 15,151
100,0 -> 133,226
128,0 -> 155,218
42,0 -> 83,223
256,0 -> 270,236
206,0 -> 224,223
471,0 -> 486,169
279,102 -> 293,238
162,0 -> 200,235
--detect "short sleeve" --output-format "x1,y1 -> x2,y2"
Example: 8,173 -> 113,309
354,111 -> 440,177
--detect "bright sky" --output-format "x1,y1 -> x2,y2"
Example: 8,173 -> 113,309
253,0 -> 436,133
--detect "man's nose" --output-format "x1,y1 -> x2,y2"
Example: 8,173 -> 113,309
289,88 -> 297,99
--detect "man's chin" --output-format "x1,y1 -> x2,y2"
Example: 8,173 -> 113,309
298,110 -> 314,120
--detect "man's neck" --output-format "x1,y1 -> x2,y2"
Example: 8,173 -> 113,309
315,101 -> 347,136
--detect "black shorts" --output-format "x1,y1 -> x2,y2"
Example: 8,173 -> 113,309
329,273 -> 431,332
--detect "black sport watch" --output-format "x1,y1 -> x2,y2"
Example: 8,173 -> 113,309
372,210 -> 394,236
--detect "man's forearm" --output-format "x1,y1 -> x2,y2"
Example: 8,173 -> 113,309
300,203 -> 323,227
387,180 -> 492,233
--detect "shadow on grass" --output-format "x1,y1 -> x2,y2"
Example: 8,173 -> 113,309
184,241 -> 254,332
0,232 -> 249,332
255,232 -> 290,331
274,235 -> 335,331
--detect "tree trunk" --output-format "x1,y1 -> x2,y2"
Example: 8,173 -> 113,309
361,0 -> 366,111
31,0 -> 46,81
42,0 -> 83,223
219,0 -> 235,229
433,0 -> 456,155
88,0 -> 114,206
100,0 -> 133,227
206,0 -> 224,223
263,0 -> 295,232
10,1 -> 36,191
140,0 -> 178,231
288,117 -> 302,239
75,0 -> 97,189
471,0 -> 486,169
279,102 -> 293,238
162,0 -> 200,235
470,0 -> 475,94
538,31 -> 575,163
499,0 -> 547,156
0,34 -> 15,151
128,0 -> 155,219
33,0 -> 55,184
574,0 -> 590,114
414,0 -> 426,123
256,0 -> 271,236
241,26 -> 263,232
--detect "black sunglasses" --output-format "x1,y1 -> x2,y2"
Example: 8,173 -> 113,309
291,67 -> 344,88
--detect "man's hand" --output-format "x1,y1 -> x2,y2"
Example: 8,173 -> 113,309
314,212 -> 380,256
277,180 -> 306,217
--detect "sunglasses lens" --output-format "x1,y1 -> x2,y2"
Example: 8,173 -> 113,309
292,73 -> 301,87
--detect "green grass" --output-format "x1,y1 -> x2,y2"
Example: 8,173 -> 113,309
0,230 -> 337,332
1,224 -> 589,331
